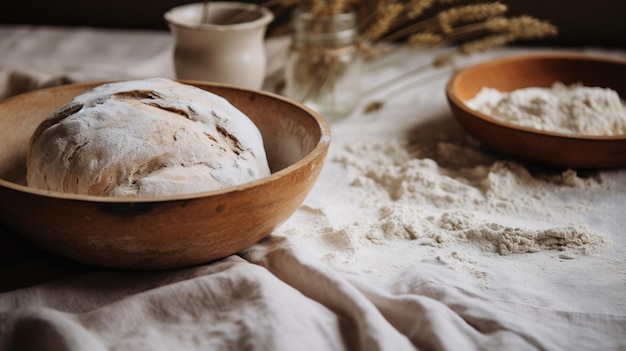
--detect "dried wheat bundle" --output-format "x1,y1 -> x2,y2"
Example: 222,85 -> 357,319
266,0 -> 557,58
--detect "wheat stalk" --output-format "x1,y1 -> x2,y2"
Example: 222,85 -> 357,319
407,0 -> 434,19
485,15 -> 558,39
407,15 -> 558,48
407,31 -> 443,46
361,1 -> 406,41
437,2 -> 507,33
458,33 -> 514,54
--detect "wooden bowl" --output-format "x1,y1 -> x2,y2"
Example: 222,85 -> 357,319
0,81 -> 330,269
446,52 -> 626,169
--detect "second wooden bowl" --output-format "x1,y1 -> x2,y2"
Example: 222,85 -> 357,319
446,52 -> 626,169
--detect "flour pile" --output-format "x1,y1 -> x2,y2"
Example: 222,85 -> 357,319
331,134 -> 607,259
466,82 -> 626,136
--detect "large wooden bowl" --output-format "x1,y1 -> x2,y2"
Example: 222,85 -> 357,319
0,81 -> 330,269
446,52 -> 626,169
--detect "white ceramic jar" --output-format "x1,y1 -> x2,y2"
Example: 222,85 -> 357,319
165,2 -> 274,89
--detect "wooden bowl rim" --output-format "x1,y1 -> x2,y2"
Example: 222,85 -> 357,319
446,52 -> 626,142
0,80 -> 331,203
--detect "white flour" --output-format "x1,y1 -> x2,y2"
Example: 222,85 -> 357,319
333,136 -> 607,256
466,82 -> 626,136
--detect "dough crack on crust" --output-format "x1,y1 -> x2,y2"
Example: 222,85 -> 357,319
216,125 -> 245,156
26,78 -> 271,197
66,141 -> 89,163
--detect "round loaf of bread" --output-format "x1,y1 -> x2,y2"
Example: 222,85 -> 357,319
26,78 -> 271,197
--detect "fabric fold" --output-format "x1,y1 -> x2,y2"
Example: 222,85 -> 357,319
351,264 -> 626,351
1,256 -> 347,351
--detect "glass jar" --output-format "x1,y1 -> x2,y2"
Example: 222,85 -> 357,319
284,8 -> 362,121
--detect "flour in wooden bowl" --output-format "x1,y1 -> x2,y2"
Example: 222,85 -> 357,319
466,82 -> 626,136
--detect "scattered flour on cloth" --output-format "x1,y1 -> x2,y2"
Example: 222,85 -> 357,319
282,127 -> 613,279
333,136 -> 608,255
466,82 -> 626,135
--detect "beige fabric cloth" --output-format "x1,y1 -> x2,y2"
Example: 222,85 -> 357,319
2,235 -> 625,350
1,26 -> 625,351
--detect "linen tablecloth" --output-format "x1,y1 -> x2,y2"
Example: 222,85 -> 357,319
0,26 -> 625,350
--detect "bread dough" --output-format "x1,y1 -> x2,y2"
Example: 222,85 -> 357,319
26,78 -> 271,197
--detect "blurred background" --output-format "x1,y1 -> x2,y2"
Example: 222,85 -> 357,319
0,0 -> 624,47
